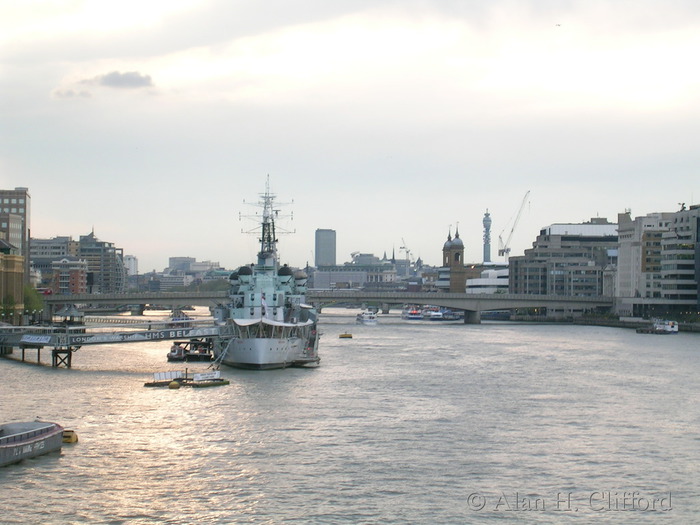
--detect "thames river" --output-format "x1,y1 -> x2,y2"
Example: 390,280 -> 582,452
1,308 -> 698,524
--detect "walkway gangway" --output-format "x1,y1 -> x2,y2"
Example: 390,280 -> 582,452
0,319 -> 225,368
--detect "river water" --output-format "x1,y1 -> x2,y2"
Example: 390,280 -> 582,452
1,308 -> 698,524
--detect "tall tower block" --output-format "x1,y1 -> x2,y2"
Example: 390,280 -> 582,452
483,210 -> 492,263
315,229 -> 336,267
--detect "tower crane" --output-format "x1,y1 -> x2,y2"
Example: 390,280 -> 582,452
399,238 -> 413,264
498,190 -> 530,259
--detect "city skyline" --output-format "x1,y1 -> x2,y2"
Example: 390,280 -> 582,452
3,1 -> 700,271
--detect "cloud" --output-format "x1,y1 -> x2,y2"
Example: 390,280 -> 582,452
52,89 -> 92,99
89,71 -> 154,89
52,70 -> 154,100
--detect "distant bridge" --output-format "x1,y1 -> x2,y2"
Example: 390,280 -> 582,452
42,291 -> 229,316
42,290 -> 614,324
306,290 -> 613,322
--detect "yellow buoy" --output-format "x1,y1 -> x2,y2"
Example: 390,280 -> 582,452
62,430 -> 79,443
168,381 -> 181,389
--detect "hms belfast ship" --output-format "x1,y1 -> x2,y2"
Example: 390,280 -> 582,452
212,180 -> 320,369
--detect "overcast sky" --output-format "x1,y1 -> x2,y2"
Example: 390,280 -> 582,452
2,0 -> 699,272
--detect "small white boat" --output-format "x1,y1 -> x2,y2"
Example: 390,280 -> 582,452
428,308 -> 463,321
356,311 -> 378,325
0,421 -> 64,467
636,319 -> 679,334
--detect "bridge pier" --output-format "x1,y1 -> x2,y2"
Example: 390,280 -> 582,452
464,310 -> 481,324
52,347 -> 75,368
381,303 -> 390,314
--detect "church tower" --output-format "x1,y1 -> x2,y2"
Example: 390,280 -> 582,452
442,227 -> 467,292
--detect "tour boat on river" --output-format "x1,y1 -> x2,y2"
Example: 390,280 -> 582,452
211,179 -> 320,369
0,421 -> 64,467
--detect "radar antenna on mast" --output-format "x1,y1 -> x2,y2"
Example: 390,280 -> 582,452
239,175 -> 295,265
240,175 -> 295,238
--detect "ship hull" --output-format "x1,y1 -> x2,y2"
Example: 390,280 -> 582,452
219,337 -> 305,369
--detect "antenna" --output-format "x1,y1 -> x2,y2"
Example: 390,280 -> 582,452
240,176 -> 295,237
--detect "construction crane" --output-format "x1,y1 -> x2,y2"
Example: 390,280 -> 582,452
399,238 -> 413,264
498,190 -> 531,259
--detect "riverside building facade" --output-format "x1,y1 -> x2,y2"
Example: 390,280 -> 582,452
509,218 -> 618,298
615,205 -> 700,317
0,187 -> 30,283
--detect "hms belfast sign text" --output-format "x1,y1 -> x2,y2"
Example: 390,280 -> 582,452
68,327 -> 221,346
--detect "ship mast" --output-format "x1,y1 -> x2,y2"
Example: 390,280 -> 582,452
240,176 -> 294,271
258,178 -> 277,269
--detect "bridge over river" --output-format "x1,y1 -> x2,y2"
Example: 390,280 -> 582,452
41,290 -> 614,323
308,290 -> 613,322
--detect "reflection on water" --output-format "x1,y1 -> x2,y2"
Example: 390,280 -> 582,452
0,308 -> 698,523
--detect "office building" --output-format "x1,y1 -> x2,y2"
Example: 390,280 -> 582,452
0,239 -> 23,323
0,187 -> 30,283
315,229 -> 336,267
124,255 -> 138,276
616,205 -> 700,317
78,230 -> 127,293
49,257 -> 88,295
509,218 -> 618,297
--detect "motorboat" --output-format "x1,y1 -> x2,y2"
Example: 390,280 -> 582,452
356,311 -> 378,325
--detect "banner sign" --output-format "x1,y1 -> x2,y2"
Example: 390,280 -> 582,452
20,335 -> 53,345
68,326 -> 221,346
194,371 -> 220,381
